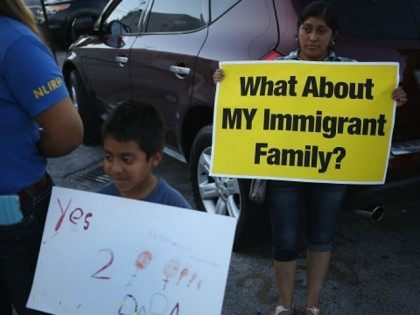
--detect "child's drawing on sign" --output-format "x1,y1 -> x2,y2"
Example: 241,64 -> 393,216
91,248 -> 114,280
176,267 -> 189,285
185,271 -> 203,290
187,272 -> 197,288
27,187 -> 235,315
127,250 -> 153,286
197,279 -> 203,290
117,292 -> 180,315
162,260 -> 180,290
118,294 -> 138,315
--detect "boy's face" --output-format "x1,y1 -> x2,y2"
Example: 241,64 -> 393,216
103,136 -> 162,199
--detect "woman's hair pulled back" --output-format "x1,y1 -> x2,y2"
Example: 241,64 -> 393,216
298,1 -> 339,34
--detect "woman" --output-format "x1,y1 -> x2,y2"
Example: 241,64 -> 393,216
213,1 -> 407,314
0,0 -> 83,313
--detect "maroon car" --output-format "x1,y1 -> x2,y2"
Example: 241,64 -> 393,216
64,0 -> 420,250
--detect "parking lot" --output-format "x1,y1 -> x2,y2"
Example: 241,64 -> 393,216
26,40 -> 420,315
48,144 -> 420,314
4,1 -> 418,314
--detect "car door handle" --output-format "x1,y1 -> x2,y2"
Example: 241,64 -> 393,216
170,65 -> 191,78
115,56 -> 128,67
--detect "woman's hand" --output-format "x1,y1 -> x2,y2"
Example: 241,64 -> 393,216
393,87 -> 407,107
212,68 -> 225,85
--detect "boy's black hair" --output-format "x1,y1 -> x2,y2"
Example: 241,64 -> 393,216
102,100 -> 165,159
298,1 -> 339,34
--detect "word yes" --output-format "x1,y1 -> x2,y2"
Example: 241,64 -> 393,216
54,198 -> 93,232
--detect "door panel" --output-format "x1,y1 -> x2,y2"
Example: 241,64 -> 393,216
79,0 -> 148,114
81,36 -> 135,112
130,30 -> 207,150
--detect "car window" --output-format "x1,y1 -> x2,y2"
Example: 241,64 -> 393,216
104,0 -> 149,35
145,0 -> 205,33
210,0 -> 240,21
320,0 -> 420,40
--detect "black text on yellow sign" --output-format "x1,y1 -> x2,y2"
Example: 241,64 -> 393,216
210,61 -> 399,184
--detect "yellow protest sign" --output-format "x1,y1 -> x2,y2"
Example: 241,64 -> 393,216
210,61 -> 399,184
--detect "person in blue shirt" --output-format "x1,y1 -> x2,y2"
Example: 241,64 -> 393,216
98,100 -> 191,209
0,0 -> 83,314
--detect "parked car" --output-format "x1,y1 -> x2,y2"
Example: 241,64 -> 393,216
63,0 -> 420,250
35,0 -> 109,48
24,0 -> 41,15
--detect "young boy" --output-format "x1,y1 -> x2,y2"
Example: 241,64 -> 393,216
98,100 -> 191,209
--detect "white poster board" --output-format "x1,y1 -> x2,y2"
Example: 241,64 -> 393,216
28,187 -> 236,315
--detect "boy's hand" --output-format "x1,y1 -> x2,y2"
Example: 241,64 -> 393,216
213,69 -> 225,85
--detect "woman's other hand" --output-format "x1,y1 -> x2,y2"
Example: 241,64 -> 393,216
213,68 -> 225,85
393,87 -> 407,107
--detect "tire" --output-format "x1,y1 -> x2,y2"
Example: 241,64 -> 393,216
68,18 -> 80,46
69,70 -> 102,145
190,125 -> 267,251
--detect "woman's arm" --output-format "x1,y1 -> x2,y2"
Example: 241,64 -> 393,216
36,96 -> 84,157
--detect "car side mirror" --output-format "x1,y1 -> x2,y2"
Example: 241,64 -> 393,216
72,15 -> 97,38
104,20 -> 131,36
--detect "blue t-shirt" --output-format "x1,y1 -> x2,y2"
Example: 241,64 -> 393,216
0,16 -> 69,194
98,179 -> 192,209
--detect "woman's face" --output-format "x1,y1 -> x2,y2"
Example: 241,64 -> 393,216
298,16 -> 334,61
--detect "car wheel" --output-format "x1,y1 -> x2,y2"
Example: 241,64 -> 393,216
69,70 -> 102,145
190,125 -> 266,251
68,19 -> 79,45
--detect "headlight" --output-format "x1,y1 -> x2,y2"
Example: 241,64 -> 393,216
35,1 -> 71,23
45,4 -> 70,15
44,0 -> 74,4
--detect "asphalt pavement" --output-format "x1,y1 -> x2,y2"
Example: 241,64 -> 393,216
47,144 -> 420,315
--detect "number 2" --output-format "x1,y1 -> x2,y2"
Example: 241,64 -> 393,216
91,248 -> 114,279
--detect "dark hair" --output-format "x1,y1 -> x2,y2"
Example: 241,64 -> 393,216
102,100 -> 165,159
298,1 -> 339,34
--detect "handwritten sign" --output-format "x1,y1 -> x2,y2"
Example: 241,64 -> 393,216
210,61 -> 399,184
28,187 -> 236,315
